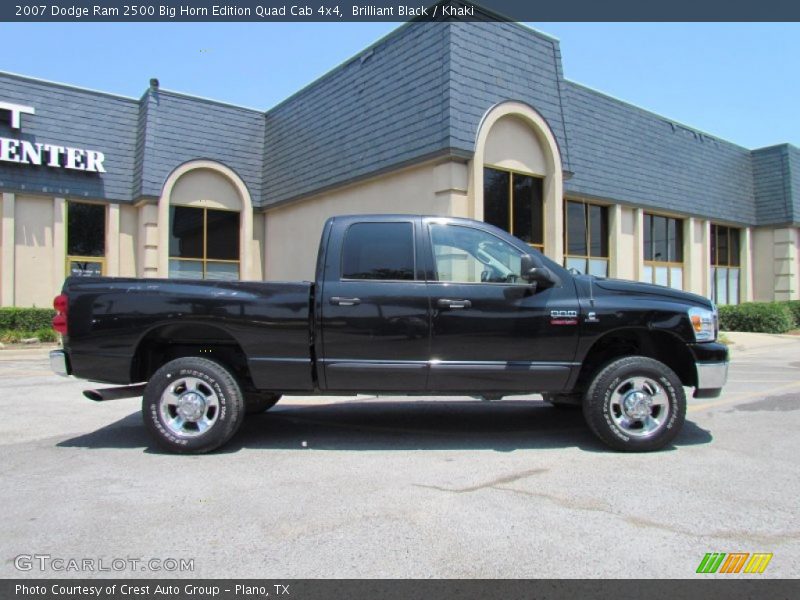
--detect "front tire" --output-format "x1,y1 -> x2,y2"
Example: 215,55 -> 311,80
583,356 -> 686,452
143,357 -> 246,454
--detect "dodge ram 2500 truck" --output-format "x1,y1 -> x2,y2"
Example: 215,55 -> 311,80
50,214 -> 728,453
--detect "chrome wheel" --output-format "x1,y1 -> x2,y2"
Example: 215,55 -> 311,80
609,376 -> 670,439
158,377 -> 219,438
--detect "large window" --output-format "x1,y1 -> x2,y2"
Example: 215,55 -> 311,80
564,200 -> 609,276
169,206 -> 240,280
484,167 -> 544,251
643,213 -> 684,289
341,222 -> 415,280
67,201 -> 105,277
711,224 -> 741,305
430,223 -> 523,284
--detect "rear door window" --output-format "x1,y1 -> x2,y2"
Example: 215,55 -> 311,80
341,222 -> 415,280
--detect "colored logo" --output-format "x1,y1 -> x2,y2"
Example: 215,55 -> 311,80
696,552 -> 773,574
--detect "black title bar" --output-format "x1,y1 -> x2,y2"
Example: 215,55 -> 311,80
4,0 -> 800,22
4,579 -> 800,600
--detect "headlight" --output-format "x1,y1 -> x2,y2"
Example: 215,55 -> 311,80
688,306 -> 717,342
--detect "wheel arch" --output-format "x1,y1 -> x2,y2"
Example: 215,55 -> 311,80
130,321 -> 253,388
575,327 -> 697,392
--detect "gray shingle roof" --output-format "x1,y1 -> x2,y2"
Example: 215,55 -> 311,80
0,72 -> 138,201
262,22 -> 450,206
752,144 -> 800,226
137,89 -> 265,202
562,81 -> 756,225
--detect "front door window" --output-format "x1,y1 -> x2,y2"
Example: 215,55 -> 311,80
430,222 -> 523,284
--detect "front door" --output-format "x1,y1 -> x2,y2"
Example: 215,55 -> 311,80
319,218 -> 430,392
424,221 -> 580,394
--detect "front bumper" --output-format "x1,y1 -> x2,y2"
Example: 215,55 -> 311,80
696,361 -> 729,388
694,361 -> 728,398
688,341 -> 728,398
49,349 -> 70,377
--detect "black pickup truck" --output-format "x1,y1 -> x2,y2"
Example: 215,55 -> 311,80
50,214 -> 728,453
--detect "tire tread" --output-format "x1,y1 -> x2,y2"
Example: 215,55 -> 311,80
143,357 -> 245,454
583,355 -> 686,452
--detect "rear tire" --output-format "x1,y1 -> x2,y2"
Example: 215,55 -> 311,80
143,357 -> 245,454
583,356 -> 685,452
245,392 -> 281,415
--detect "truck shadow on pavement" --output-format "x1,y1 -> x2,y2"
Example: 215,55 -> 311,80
57,400 -> 713,454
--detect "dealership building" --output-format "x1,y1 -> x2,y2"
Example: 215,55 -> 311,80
1,21 -> 798,308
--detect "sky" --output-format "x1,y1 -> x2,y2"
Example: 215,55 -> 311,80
0,22 -> 797,149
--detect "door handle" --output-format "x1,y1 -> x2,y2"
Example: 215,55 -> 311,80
437,298 -> 472,309
330,296 -> 361,306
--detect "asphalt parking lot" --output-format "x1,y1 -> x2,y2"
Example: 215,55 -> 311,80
1,333 -> 799,579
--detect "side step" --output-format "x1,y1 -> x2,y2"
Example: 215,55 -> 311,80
83,384 -> 147,402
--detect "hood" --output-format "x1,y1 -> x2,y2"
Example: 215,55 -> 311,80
589,277 -> 714,309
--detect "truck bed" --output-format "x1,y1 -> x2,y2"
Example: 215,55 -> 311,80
63,277 -> 314,390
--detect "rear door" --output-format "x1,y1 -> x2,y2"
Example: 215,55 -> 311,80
319,217 -> 431,392
424,220 -> 580,393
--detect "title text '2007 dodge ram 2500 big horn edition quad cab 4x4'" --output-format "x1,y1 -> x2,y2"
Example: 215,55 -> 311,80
50,215 -> 728,453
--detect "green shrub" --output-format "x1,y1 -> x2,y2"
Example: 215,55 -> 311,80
34,327 -> 60,343
0,327 -> 59,344
718,302 -> 795,334
0,308 -> 56,331
0,330 -> 23,344
783,301 -> 800,328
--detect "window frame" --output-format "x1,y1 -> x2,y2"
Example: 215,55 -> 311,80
642,212 -> 685,289
710,223 -> 742,305
483,164 -> 545,252
428,222 -> 527,286
168,205 -> 241,280
563,198 -> 610,276
65,200 -> 107,277
339,220 -> 418,283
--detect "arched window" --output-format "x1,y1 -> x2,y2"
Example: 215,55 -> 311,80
159,161 -> 253,281
473,104 -> 563,263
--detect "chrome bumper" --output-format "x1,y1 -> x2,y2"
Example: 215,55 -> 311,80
49,349 -> 70,377
696,361 -> 728,393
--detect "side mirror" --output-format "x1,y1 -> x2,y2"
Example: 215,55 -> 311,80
520,254 -> 556,288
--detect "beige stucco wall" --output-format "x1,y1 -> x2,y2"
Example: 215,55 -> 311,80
752,226 -> 800,301
138,202 -> 159,278
0,159 -> 793,307
607,205 -> 638,280
170,168 -> 242,211
264,161 -> 459,281
14,195 -> 55,307
683,217 -> 708,297
484,115 -> 547,176
252,211 -> 265,280
774,227 -> 799,300
119,204 -> 138,277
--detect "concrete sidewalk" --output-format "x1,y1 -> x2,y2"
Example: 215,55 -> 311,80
0,343 -> 59,361
723,331 -> 800,354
